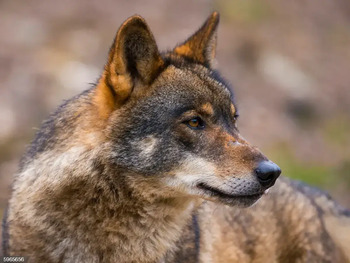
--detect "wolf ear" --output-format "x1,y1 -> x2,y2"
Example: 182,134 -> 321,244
96,15 -> 163,117
174,12 -> 219,67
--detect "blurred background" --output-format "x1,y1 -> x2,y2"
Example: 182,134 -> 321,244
0,0 -> 349,243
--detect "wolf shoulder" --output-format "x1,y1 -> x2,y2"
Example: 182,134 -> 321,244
167,177 -> 350,263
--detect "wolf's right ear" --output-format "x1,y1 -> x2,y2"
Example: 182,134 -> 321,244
95,15 -> 163,118
174,12 -> 219,67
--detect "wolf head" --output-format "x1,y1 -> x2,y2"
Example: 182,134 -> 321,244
91,12 -> 281,207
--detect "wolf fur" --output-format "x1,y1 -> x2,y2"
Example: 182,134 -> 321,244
3,12 -> 350,263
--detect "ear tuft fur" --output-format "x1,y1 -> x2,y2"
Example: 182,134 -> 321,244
174,12 -> 220,67
95,15 -> 163,118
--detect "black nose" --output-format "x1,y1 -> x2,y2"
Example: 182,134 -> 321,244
255,161 -> 281,187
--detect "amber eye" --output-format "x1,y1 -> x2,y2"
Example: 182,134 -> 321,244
186,117 -> 205,130
188,119 -> 199,127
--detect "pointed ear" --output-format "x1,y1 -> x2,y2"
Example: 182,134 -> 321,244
174,12 -> 219,67
96,15 -> 163,117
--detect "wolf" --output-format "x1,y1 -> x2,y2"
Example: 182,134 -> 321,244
3,12 -> 350,263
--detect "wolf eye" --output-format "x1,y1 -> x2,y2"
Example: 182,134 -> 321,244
186,117 -> 205,130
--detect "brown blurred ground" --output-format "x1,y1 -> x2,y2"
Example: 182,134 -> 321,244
0,0 -> 349,246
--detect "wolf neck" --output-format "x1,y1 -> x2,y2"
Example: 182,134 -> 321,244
16,144 -> 199,262
105,194 -> 197,262
89,169 -> 199,262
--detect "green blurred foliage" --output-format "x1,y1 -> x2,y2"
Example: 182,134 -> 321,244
267,143 -> 332,187
323,115 -> 350,147
215,0 -> 273,24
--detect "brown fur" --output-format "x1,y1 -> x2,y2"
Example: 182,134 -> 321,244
200,103 -> 214,116
230,103 -> 236,116
174,12 -> 219,67
3,12 -> 350,263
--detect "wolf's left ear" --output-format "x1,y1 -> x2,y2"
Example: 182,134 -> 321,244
174,12 -> 219,67
96,15 -> 163,117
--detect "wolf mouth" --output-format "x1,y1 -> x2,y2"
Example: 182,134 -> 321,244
197,182 -> 264,200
